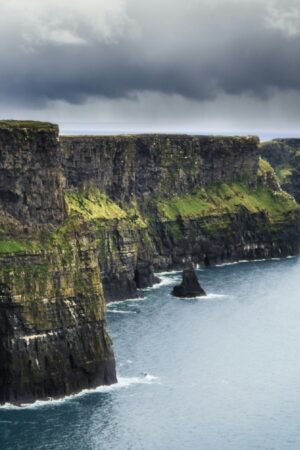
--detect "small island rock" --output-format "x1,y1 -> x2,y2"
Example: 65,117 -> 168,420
172,263 -> 206,298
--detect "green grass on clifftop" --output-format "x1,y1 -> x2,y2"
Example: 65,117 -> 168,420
154,182 -> 298,223
257,157 -> 274,174
0,120 -> 57,130
276,167 -> 294,183
257,157 -> 292,184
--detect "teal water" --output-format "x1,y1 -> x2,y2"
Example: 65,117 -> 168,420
1,258 -> 300,450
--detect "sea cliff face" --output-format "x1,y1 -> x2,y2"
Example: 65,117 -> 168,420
61,135 -> 300,301
61,135 -> 260,201
0,122 -> 116,405
0,121 -> 66,228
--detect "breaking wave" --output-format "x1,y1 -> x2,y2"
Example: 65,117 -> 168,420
0,374 -> 160,410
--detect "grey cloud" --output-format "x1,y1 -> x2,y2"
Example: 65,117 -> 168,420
0,0 -> 300,107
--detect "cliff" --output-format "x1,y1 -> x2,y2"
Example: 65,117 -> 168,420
0,122 -> 116,405
1,124 -> 299,404
61,135 -> 260,201
61,135 -> 300,301
0,121 -> 66,229
261,139 -> 300,203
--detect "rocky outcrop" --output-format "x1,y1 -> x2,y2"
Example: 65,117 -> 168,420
261,139 -> 300,203
0,121 -> 116,405
172,263 -> 206,298
95,220 -> 158,301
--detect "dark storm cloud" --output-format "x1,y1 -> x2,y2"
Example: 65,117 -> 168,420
1,0 -> 300,107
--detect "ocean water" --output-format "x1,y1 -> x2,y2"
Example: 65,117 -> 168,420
1,257 -> 300,449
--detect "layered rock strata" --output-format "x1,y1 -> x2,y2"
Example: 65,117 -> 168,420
61,135 -> 300,301
0,121 -> 66,228
0,122 -> 116,405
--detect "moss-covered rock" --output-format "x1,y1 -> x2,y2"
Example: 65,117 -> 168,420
260,139 -> 300,203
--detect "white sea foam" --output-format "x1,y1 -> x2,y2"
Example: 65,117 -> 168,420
107,297 -> 145,307
125,297 -> 146,303
174,293 -> 227,301
215,256 -> 296,267
205,293 -> 227,300
107,310 -> 137,315
145,275 -> 180,290
215,260 -> 248,267
155,270 -> 181,276
0,374 -> 160,410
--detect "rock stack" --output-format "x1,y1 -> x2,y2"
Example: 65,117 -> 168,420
172,262 -> 206,298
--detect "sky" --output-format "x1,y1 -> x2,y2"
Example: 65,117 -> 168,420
0,0 -> 300,137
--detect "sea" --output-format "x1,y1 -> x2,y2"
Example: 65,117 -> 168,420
1,257 -> 300,450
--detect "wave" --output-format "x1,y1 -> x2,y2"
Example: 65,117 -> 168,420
125,297 -> 146,303
215,256 -> 297,267
205,293 -> 227,300
215,260 -> 249,267
107,297 -> 145,307
107,310 -> 137,315
173,293 -> 227,301
144,275 -> 181,290
0,374 -> 160,410
155,270 -> 181,276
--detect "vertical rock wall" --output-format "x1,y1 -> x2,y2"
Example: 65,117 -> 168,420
0,121 -> 66,228
61,135 -> 260,203
0,121 -> 116,405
